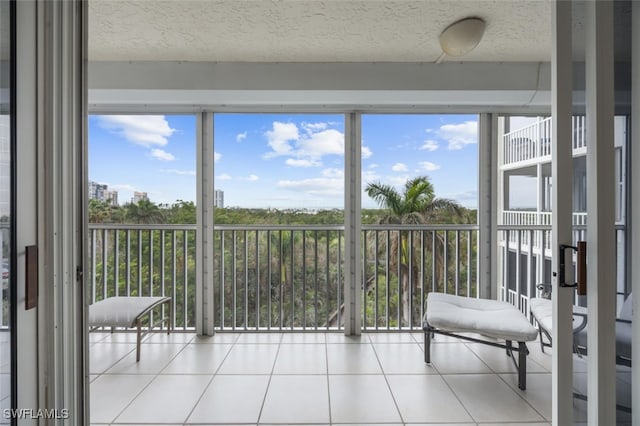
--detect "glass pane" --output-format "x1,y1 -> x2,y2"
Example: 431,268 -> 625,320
361,114 -> 478,330
0,0 -> 12,419
213,113 -> 345,330
87,114 -> 197,331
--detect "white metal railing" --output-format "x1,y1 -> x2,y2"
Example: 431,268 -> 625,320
502,211 -> 587,228
87,223 -> 479,332
503,117 -> 552,165
502,116 -> 587,166
88,224 -> 197,329
497,224 -> 626,317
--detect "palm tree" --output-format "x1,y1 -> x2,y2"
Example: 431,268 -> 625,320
124,199 -> 165,224
365,176 -> 462,326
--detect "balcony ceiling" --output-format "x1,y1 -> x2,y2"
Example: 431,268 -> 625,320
89,0 -> 632,63
87,0 -> 632,111
89,0 -> 555,63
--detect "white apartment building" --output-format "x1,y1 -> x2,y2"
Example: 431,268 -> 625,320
498,115 -> 628,314
214,189 -> 224,208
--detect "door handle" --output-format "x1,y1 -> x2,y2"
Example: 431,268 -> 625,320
25,245 -> 37,310
557,242 -> 586,296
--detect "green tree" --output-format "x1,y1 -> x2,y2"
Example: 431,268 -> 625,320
166,200 -> 196,224
124,199 -> 165,224
365,176 -> 462,326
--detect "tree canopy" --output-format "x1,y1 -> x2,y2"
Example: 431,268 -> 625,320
365,175 -> 463,224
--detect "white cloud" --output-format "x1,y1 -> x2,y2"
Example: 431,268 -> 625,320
263,121 -> 345,165
150,149 -> 175,161
392,163 -> 408,172
264,122 -> 299,157
322,168 -> 343,178
387,175 -> 411,187
302,122 -> 328,133
277,178 -> 343,196
245,174 -> 259,181
419,161 -> 441,171
362,170 -> 380,183
368,163 -> 379,169
98,115 -> 175,148
161,169 -> 196,176
286,158 -> 321,167
296,129 -> 344,158
214,152 -> 222,162
362,146 -> 373,159
236,132 -> 247,142
438,121 -> 478,150
420,140 -> 439,151
217,173 -> 232,181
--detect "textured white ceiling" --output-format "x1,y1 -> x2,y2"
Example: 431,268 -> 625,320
88,0 -> 555,63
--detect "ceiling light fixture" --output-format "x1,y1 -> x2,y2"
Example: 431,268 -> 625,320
436,17 -> 486,63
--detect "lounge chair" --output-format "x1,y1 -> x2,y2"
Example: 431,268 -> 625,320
89,296 -> 172,361
530,293 -> 632,367
423,292 -> 538,390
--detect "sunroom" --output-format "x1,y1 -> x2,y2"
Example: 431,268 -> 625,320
3,1 -> 639,425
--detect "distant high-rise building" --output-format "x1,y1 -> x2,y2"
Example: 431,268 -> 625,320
89,180 -> 107,201
104,190 -> 118,207
214,189 -> 224,208
132,191 -> 149,203
89,180 -> 118,206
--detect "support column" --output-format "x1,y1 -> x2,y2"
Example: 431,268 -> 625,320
550,1 -> 575,424
478,113 -> 497,299
585,1 -> 617,424
630,2 -> 639,424
344,113 -> 362,335
196,112 -> 215,335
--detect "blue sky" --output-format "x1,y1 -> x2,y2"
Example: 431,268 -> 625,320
89,113 -> 478,209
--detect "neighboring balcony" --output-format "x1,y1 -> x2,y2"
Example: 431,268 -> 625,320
502,116 -> 587,170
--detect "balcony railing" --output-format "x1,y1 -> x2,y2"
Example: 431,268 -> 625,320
502,116 -> 587,167
88,224 -> 197,329
88,223 -> 479,332
498,223 -> 626,318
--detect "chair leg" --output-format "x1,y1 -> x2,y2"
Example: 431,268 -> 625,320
167,299 -> 172,335
424,327 -> 432,364
518,342 -> 527,390
136,319 -> 142,362
538,328 -> 545,353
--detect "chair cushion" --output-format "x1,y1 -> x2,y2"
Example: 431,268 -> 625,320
424,293 -> 538,342
89,296 -> 169,328
530,297 -> 588,333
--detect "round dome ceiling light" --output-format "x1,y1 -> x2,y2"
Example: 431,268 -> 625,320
437,17 -> 486,62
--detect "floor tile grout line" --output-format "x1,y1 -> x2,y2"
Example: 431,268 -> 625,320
104,336 -> 198,424
462,339 -> 551,422
495,371 -> 550,423
255,333 -> 283,424
438,372 -> 477,424
107,368 -> 161,423
369,335 -> 405,425
181,335 -> 239,424
90,340 -> 137,375
324,337 -> 332,426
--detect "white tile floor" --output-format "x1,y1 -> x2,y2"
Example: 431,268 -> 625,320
89,331 -> 632,426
